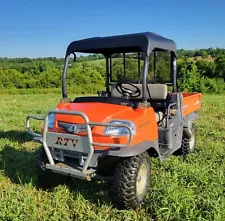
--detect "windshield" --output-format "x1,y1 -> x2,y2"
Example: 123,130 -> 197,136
148,51 -> 171,84
109,51 -> 172,84
109,53 -> 144,83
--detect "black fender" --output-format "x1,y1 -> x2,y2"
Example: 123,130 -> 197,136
105,140 -> 159,157
183,112 -> 199,138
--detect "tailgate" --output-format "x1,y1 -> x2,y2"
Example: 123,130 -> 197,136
182,93 -> 202,116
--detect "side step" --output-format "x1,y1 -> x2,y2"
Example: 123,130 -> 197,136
46,162 -> 96,181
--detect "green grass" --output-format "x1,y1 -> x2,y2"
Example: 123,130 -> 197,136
0,94 -> 224,220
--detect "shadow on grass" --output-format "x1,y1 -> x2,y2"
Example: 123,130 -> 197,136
0,131 -> 113,206
68,178 -> 114,206
0,130 -> 32,143
0,145 -> 36,185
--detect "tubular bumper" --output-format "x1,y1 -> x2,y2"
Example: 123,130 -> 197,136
26,110 -> 133,179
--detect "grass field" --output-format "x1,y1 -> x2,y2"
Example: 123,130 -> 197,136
0,93 -> 224,221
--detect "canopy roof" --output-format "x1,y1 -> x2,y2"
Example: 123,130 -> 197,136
66,32 -> 177,57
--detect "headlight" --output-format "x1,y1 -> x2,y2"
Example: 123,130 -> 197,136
48,113 -> 56,129
104,120 -> 136,136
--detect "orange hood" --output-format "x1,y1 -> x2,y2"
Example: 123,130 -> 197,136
56,102 -> 134,124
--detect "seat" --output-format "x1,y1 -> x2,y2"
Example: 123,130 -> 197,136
155,111 -> 164,122
111,83 -> 168,122
111,83 -> 168,100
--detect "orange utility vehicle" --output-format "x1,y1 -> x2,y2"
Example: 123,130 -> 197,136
26,32 -> 202,208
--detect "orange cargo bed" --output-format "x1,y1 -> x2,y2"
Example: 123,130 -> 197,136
182,93 -> 202,116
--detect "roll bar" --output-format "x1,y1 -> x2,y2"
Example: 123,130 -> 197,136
61,51 -> 177,100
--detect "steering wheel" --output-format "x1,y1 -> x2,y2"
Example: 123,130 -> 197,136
116,83 -> 141,98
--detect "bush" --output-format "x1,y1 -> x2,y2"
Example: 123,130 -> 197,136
177,61 -> 224,93
0,56 -> 224,94
199,78 -> 225,93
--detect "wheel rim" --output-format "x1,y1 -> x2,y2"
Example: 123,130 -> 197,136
136,162 -> 148,196
189,129 -> 195,151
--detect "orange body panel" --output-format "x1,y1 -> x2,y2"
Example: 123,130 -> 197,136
44,93 -> 202,151
53,102 -> 158,150
182,93 -> 202,116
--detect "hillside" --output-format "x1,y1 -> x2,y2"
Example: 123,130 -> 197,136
0,48 -> 225,94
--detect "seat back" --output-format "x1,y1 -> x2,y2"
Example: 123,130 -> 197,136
111,84 -> 168,100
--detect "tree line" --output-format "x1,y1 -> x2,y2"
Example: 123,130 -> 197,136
0,48 -> 224,94
178,48 -> 225,59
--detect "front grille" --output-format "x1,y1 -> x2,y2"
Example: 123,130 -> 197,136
58,121 -> 93,134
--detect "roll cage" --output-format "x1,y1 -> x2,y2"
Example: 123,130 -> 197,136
62,32 -> 177,102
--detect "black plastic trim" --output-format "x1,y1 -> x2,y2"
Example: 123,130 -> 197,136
73,96 -> 134,107
105,140 -> 159,157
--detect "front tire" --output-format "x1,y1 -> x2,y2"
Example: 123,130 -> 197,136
35,147 -> 69,189
113,152 -> 151,209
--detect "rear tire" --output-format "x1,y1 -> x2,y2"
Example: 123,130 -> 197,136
113,152 -> 151,209
35,147 -> 69,189
180,124 -> 197,155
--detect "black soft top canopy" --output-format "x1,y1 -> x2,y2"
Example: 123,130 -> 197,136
66,32 -> 177,57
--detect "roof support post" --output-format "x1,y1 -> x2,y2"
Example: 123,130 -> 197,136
123,53 -> 126,80
62,55 -> 70,98
110,56 -> 112,82
138,52 -> 141,80
142,55 -> 149,102
105,56 -> 110,93
171,52 -> 177,92
154,51 -> 157,83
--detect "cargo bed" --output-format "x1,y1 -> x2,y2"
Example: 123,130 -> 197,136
182,93 -> 202,116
